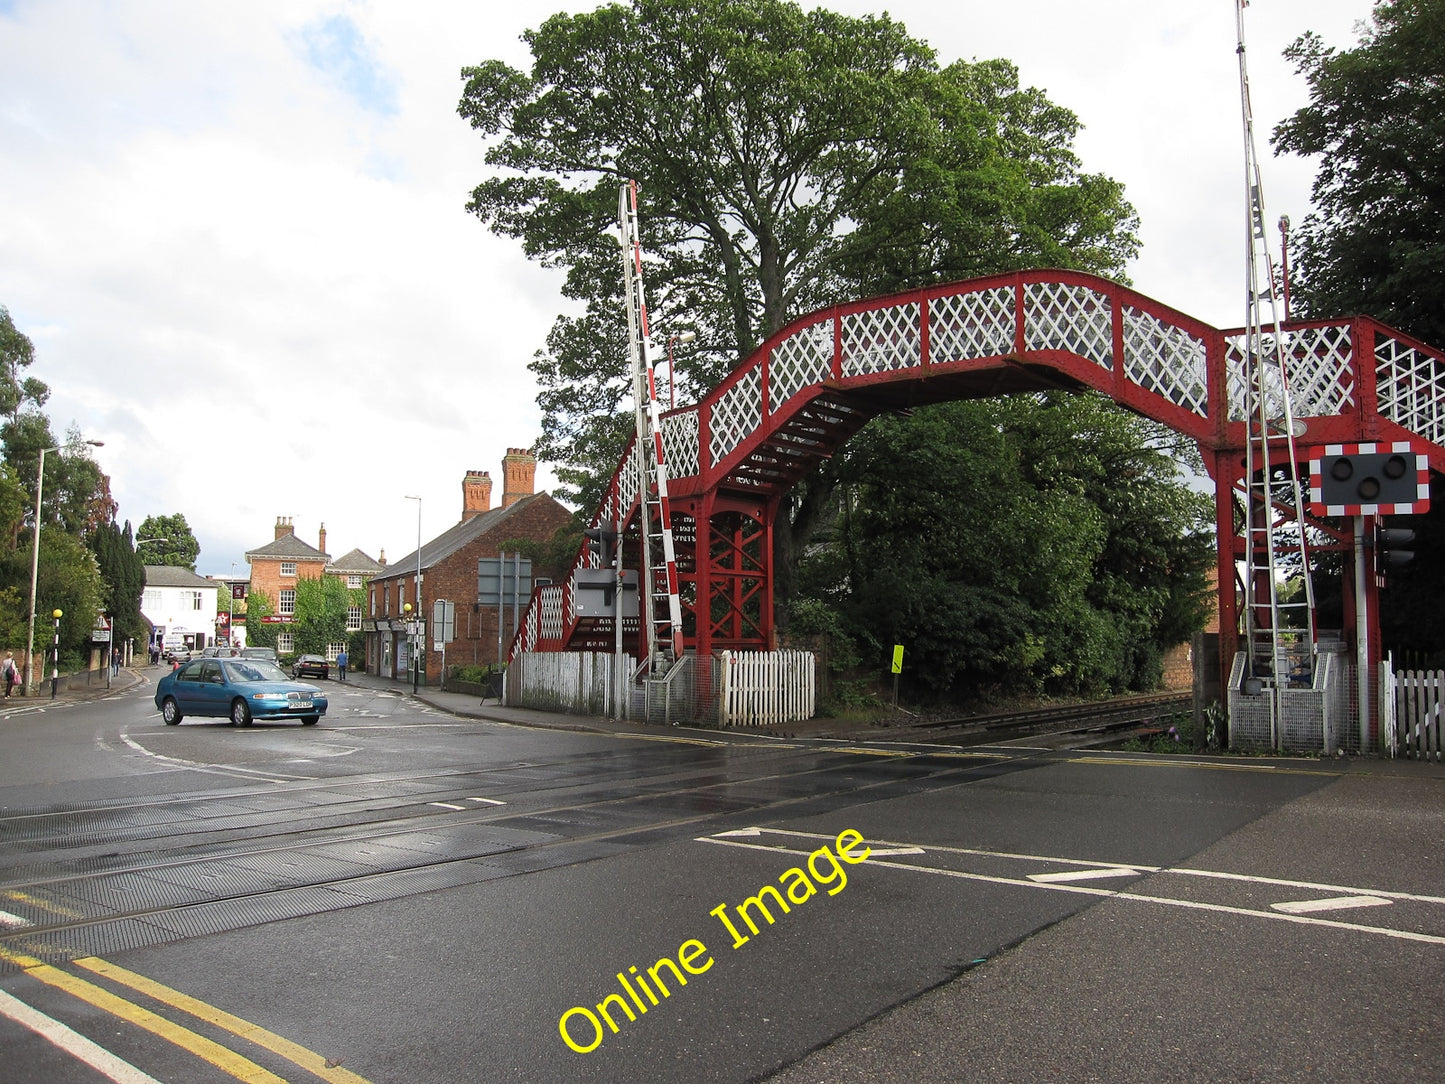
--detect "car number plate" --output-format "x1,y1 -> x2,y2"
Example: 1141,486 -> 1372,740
293,698 -> 313,709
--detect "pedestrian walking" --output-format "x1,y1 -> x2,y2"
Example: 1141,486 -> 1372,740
337,648 -> 348,683
3,652 -> 16,697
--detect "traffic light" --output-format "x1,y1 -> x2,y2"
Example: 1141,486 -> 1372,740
583,526 -> 617,565
1375,525 -> 1416,578
1309,443 -> 1428,515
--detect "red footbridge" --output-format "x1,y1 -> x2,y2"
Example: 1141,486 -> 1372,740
509,269 -> 1445,738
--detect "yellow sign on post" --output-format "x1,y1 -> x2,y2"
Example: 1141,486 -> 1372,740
891,644 -> 904,674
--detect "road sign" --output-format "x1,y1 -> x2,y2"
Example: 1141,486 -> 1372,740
478,556 -> 533,604
432,599 -> 455,648
891,645 -> 904,674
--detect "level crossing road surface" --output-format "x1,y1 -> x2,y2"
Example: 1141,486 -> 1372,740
0,669 -> 1440,1083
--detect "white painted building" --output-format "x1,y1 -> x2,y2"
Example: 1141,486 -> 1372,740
141,566 -> 221,651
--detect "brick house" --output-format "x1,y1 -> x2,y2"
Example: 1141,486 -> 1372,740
243,520 -> 384,657
365,450 -> 573,684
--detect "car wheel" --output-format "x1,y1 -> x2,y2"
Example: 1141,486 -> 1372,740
162,698 -> 182,726
301,715 -> 319,726
231,699 -> 252,727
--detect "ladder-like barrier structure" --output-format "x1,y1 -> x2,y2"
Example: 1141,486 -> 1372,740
511,268 -> 1445,735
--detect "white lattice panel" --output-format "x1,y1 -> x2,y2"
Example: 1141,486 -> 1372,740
618,445 -> 642,517
663,409 -> 701,478
1225,334 -> 1290,422
1377,333 -> 1445,447
1023,282 -> 1114,369
1123,307 -> 1208,416
929,288 -> 1015,361
1224,327 -> 1355,422
1283,326 -> 1355,417
841,302 -> 922,377
769,319 -> 833,411
710,369 -> 762,463
539,584 -> 564,641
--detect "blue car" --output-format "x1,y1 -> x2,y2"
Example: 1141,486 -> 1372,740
155,657 -> 328,727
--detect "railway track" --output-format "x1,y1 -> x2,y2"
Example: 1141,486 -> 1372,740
868,691 -> 1194,749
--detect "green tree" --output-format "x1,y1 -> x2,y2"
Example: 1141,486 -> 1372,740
1,305 -> 49,426
1273,0 -> 1445,347
245,590 -> 275,649
290,576 -> 359,658
136,514 -> 201,571
0,528 -> 104,673
458,0 -> 1138,513
798,393 -> 1213,697
90,520 -> 147,650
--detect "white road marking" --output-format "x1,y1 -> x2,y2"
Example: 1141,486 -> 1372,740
465,797 -> 506,805
0,988 -> 163,1084
1028,867 -> 1144,883
117,733 -> 306,784
429,802 -> 466,810
1272,895 -> 1394,914
697,830 -> 1445,946
0,909 -> 34,929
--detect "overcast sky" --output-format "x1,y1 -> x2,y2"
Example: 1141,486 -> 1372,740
0,0 -> 1373,577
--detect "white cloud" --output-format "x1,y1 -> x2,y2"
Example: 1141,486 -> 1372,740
0,0 -> 1375,575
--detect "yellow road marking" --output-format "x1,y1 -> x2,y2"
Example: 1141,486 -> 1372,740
2,888 -> 86,921
0,947 -> 286,1083
76,957 -> 373,1083
829,747 -> 911,757
615,733 -> 726,747
1069,755 -> 1342,776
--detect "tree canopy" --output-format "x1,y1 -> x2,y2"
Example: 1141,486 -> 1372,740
458,0 -> 1218,700
136,513 -> 201,571
796,394 -> 1215,696
1273,0 -> 1445,347
459,0 -> 1138,504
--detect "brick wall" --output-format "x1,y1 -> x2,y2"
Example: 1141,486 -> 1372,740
369,493 -> 573,681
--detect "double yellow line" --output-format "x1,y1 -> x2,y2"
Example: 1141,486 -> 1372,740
1,947 -> 372,1083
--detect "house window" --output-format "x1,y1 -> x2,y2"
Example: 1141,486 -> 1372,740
327,642 -> 347,661
188,591 -> 204,610
279,589 -> 296,616
280,562 -> 296,577
144,589 -> 161,610
277,631 -> 294,653
346,574 -> 362,588
347,605 -> 362,631
370,588 -> 376,616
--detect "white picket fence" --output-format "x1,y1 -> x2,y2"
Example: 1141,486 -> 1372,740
1383,657 -> 1444,761
718,649 -> 815,727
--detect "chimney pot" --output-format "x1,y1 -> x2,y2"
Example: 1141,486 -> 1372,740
462,470 -> 493,522
501,448 -> 537,509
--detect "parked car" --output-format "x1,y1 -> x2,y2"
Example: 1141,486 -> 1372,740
292,654 -> 330,680
241,646 -> 278,664
154,657 -> 328,727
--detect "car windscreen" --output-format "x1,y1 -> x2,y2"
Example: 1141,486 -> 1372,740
222,660 -> 291,683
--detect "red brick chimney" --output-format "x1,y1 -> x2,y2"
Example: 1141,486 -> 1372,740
274,516 -> 293,540
462,470 -> 493,522
318,523 -> 327,554
501,448 -> 536,509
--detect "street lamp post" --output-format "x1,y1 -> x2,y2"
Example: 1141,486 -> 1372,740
25,439 -> 104,696
404,495 -> 422,692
